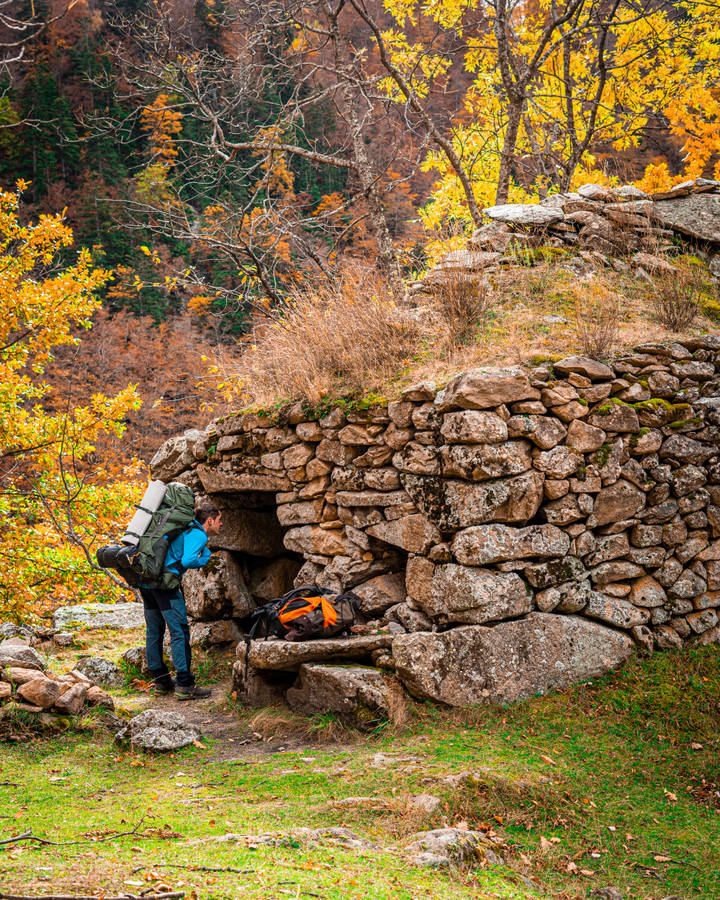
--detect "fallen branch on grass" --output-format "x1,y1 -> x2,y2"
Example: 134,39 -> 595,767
132,863 -> 255,875
0,819 -> 148,848
0,893 -> 183,900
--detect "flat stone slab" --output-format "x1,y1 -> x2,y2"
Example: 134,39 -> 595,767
52,603 -> 145,631
246,634 -> 394,670
482,203 -> 563,227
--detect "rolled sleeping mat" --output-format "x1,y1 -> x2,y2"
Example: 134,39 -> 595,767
121,480 -> 168,545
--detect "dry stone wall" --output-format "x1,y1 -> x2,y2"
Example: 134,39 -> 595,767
151,335 -> 720,718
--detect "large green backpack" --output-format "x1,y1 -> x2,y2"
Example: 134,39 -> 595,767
96,482 -> 196,589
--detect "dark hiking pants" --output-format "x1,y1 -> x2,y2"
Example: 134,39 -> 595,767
139,587 -> 195,688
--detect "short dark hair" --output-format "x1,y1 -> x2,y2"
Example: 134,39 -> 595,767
196,502 -> 221,524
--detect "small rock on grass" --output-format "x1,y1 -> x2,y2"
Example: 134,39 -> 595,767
115,709 -> 201,752
409,794 -> 442,815
122,647 -> 149,675
405,827 -> 505,867
198,826 -> 372,850
75,656 -> 124,688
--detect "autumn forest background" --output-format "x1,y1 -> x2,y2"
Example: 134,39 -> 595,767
1,0 -> 719,622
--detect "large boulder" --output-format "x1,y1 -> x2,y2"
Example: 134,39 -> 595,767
0,640 -> 47,671
149,432 -> 201,481
439,411 -> 508,444
197,465 -> 291,494
392,613 -> 635,706
115,709 -> 201,752
451,523 -> 569,565
283,525 -> 348,557
185,550 -> 254,620
366,514 -> 442,554
353,573 -> 406,616
404,828 -> 505,868
590,480 -> 645,527
422,564 -> 532,624
18,678 -> 60,709
652,191 -> 720,242
400,472 -> 544,530
52,603 -> 145,631
189,619 -> 243,648
553,356 -> 614,380
439,441 -> 532,481
54,683 -> 88,715
286,664 -> 391,729
441,472 -> 544,529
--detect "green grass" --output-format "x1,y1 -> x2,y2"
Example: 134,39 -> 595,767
1,646 -> 719,899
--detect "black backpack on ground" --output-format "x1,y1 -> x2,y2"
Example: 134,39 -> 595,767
243,586 -> 361,676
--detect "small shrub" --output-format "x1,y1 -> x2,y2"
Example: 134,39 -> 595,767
651,267 -> 706,330
433,270 -> 492,345
570,279 -> 621,358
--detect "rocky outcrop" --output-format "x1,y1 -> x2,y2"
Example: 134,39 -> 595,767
415,178 -> 720,292
52,602 -> 145,631
404,827 -> 505,868
0,640 -> 114,715
152,332 -> 720,716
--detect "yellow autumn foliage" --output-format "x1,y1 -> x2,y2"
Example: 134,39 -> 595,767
381,0 -> 720,241
0,188 -> 142,622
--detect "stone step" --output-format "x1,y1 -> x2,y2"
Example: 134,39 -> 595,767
243,633 -> 394,670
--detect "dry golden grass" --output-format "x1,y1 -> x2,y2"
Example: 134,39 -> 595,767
218,257 -> 719,409
431,270 -> 493,347
228,268 -> 431,407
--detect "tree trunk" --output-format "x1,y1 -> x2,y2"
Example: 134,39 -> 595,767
324,0 -> 404,296
495,99 -> 523,205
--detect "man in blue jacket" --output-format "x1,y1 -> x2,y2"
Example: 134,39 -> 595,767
139,502 -> 223,700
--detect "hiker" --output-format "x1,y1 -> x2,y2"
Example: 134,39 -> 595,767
139,501 -> 223,700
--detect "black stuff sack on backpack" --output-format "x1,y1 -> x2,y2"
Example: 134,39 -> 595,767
243,586 -> 361,676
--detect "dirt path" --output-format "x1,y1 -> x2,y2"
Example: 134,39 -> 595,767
121,677 -> 341,761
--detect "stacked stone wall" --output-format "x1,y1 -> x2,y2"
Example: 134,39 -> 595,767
413,177 -> 720,297
151,335 -> 720,715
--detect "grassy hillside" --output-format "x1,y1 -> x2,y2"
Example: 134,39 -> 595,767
2,636 -> 718,899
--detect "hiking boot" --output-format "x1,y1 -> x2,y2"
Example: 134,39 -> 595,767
176,685 -> 212,701
153,676 -> 175,695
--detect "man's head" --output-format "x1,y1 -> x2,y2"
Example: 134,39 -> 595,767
196,502 -> 222,536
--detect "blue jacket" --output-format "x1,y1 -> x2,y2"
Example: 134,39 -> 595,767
164,521 -> 211,578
